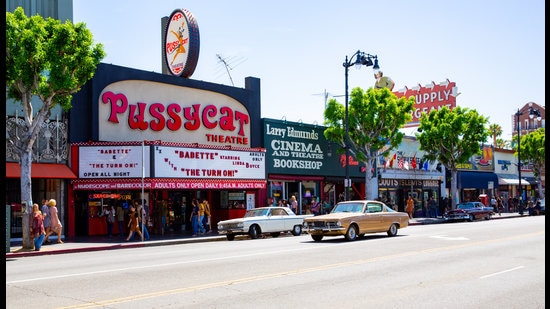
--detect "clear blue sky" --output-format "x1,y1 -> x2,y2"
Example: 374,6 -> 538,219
73,0 -> 545,141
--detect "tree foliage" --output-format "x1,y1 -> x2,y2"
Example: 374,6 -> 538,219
517,128 -> 545,199
488,123 -> 502,147
324,87 -> 415,199
416,106 -> 489,208
6,7 -> 105,249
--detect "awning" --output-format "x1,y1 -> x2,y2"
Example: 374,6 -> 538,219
523,176 -> 539,186
458,171 -> 498,189
71,178 -> 266,190
6,162 -> 77,179
496,174 -> 530,186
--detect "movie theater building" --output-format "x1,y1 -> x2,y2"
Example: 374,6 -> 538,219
67,63 -> 266,237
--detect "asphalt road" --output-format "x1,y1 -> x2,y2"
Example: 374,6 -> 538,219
6,215 -> 545,309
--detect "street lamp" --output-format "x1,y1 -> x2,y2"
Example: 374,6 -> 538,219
515,106 -> 541,214
343,50 -> 379,201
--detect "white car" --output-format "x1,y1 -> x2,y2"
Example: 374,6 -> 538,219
217,207 -> 313,241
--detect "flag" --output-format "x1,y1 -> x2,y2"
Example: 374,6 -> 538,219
411,154 -> 417,169
387,153 -> 396,168
404,159 -> 410,170
423,160 -> 429,171
398,157 -> 404,170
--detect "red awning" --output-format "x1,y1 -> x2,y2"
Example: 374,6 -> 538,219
6,162 -> 77,179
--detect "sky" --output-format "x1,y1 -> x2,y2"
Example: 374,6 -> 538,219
72,0 -> 545,141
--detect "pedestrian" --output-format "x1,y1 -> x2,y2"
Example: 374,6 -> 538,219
202,199 -> 211,233
159,199 -> 168,236
406,195 -> 415,219
45,199 -> 64,244
310,197 -> 321,216
191,199 -> 201,236
116,203 -> 125,237
527,198 -> 535,216
323,199 -> 332,214
101,203 -> 116,237
30,203 -> 46,251
135,200 -> 150,240
428,196 -> 438,218
125,204 -> 143,241
490,196 -> 497,210
198,199 -> 206,235
496,196 -> 504,216
290,195 -> 298,214
41,199 -> 52,245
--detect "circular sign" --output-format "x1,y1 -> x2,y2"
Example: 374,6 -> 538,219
164,9 -> 200,78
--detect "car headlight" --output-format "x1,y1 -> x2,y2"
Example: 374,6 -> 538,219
336,220 -> 342,227
237,223 -> 244,228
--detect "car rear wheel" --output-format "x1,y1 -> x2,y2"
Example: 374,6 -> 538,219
311,235 -> 324,242
468,214 -> 475,222
387,223 -> 398,237
485,213 -> 491,220
270,232 -> 280,238
249,225 -> 260,239
345,225 -> 358,241
291,225 -> 302,236
226,234 -> 235,241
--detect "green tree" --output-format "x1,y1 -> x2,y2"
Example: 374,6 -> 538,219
6,7 -> 105,249
416,106 -> 489,209
324,87 -> 415,200
488,123 -> 502,147
495,138 -> 507,149
516,128 -> 545,200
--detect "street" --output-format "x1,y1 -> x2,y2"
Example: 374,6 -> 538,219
7,216 -> 545,309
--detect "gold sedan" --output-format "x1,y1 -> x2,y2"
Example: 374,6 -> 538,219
304,200 -> 409,241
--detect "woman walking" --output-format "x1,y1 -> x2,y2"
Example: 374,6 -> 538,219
125,205 -> 143,241
30,203 -> 46,251
45,199 -> 64,244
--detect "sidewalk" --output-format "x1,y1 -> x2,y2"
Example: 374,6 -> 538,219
6,212 -> 524,258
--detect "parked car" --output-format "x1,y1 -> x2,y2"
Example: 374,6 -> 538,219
443,201 -> 493,222
217,207 -> 312,241
531,199 -> 545,215
303,200 -> 409,242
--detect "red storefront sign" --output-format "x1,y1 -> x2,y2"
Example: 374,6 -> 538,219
393,79 -> 458,126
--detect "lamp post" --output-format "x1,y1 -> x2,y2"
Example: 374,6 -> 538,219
515,106 -> 541,214
343,50 -> 379,201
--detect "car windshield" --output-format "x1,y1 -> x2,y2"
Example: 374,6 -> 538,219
457,203 -> 474,209
244,208 -> 269,217
332,203 -> 364,213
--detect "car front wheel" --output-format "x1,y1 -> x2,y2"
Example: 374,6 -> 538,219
249,225 -> 260,239
291,225 -> 302,236
345,225 -> 358,241
468,214 -> 475,222
311,234 -> 323,242
387,223 -> 398,237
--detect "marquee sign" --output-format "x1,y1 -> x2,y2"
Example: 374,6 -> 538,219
164,8 -> 200,78
154,145 -> 265,179
79,145 -> 151,178
393,79 -> 458,126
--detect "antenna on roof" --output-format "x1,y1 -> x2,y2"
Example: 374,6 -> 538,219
216,54 -> 247,86
312,89 -> 345,109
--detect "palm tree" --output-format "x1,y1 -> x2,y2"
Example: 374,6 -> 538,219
488,123 -> 502,147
